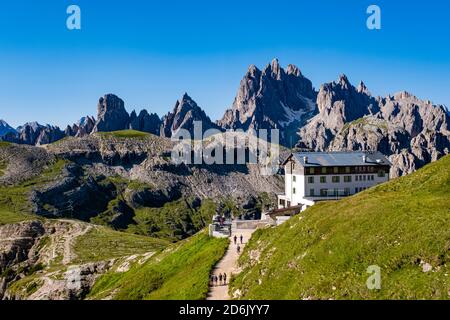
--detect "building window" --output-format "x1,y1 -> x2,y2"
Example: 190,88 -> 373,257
369,167 -> 374,172
309,189 -> 315,196
355,187 -> 358,193
279,199 -> 285,206
293,187 -> 296,194
332,176 -> 340,183
344,188 -> 350,195
320,176 -> 326,183
378,171 -> 385,177
344,176 -> 352,183
320,189 -> 327,196
293,175 -> 296,182
308,176 -> 314,184
363,175 -> 367,181
355,175 -> 359,181
321,167 -> 327,174
333,188 -> 339,196
333,167 -> 339,173
370,175 -> 374,181
309,167 -> 315,174
359,175 -> 363,181
345,166 -> 350,173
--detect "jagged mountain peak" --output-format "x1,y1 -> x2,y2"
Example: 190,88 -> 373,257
218,59 -> 317,146
0,119 -> 17,137
161,93 -> 219,138
286,64 -> 302,77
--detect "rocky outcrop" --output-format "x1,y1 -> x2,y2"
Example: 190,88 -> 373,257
129,109 -> 161,135
0,220 -> 115,300
66,116 -> 96,138
92,94 -> 130,133
218,59 -> 317,146
30,164 -> 116,221
0,221 -> 45,273
2,122 -> 65,146
298,78 -> 450,176
126,185 -> 182,208
161,93 -> 221,138
297,75 -> 378,151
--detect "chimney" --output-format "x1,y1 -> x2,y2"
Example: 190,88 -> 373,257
303,156 -> 308,164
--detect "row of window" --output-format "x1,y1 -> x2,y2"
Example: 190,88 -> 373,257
305,174 -> 379,184
305,166 -> 377,174
305,187 -> 368,197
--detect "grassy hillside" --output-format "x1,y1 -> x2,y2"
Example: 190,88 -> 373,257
73,226 -> 170,264
0,159 -> 66,225
231,155 -> 450,300
96,130 -> 150,139
88,230 -> 228,300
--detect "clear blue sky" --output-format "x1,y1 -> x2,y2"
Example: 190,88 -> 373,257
0,0 -> 449,128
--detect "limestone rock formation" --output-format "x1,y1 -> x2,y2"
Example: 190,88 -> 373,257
3,122 -> 65,146
297,78 -> 450,177
92,94 -> 130,133
218,59 -> 317,146
161,93 -> 221,138
129,109 -> 161,135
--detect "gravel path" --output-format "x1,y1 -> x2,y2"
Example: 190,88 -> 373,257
207,228 -> 256,300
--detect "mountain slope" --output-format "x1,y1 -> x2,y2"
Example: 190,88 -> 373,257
88,230 -> 228,300
230,155 -> 450,300
0,120 -> 16,137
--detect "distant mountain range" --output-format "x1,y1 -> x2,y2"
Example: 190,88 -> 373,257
1,59 -> 449,176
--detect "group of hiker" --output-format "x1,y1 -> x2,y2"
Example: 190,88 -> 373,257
210,273 -> 227,286
210,234 -> 245,288
234,234 -> 244,254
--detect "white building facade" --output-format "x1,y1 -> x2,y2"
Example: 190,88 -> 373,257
278,151 -> 391,211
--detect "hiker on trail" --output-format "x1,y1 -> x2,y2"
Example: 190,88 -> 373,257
237,245 -> 241,254
240,234 -> 243,244
210,274 -> 214,285
223,273 -> 227,285
214,275 -> 218,286
219,273 -> 223,285
233,235 -> 237,244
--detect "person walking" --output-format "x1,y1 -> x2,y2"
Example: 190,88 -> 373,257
210,274 -> 214,286
233,235 -> 237,244
237,245 -> 241,254
214,275 -> 218,287
223,273 -> 227,285
219,273 -> 223,285
240,234 -> 243,244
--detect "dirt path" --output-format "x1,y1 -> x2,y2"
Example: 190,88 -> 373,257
60,220 -> 92,265
207,228 -> 256,300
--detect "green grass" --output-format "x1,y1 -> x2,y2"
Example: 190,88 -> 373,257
231,155 -> 450,300
128,198 -> 216,241
73,226 -> 170,264
0,159 -> 67,224
340,117 -> 389,134
0,141 -> 11,148
97,130 -> 150,139
0,209 -> 37,226
88,230 -> 229,300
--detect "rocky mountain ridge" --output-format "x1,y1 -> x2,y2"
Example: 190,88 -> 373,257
1,59 -> 448,176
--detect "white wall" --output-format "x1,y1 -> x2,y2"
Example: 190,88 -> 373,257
284,172 -> 388,205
